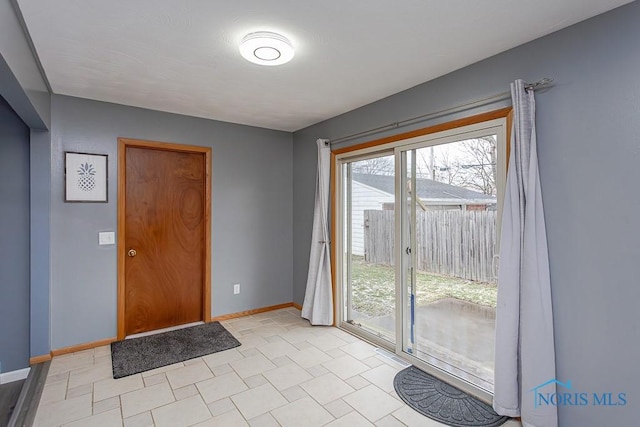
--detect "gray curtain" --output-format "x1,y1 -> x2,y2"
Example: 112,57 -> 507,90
302,139 -> 334,325
493,80 -> 557,427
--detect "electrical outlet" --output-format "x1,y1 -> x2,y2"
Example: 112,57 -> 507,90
233,284 -> 240,294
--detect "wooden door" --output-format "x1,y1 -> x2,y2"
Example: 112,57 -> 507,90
118,139 -> 211,337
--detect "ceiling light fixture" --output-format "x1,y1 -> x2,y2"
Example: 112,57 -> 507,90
239,31 -> 294,66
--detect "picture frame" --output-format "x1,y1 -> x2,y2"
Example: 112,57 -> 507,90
64,151 -> 108,202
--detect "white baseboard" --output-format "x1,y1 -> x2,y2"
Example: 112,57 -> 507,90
0,367 -> 31,384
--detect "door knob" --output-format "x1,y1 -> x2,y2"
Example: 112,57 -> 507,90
128,249 -> 137,257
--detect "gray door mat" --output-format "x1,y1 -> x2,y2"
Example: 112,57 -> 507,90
111,322 -> 240,378
394,366 -> 509,427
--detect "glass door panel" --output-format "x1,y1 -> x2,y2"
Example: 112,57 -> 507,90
400,136 -> 499,392
342,154 -> 396,343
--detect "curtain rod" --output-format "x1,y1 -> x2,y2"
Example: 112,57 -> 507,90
323,78 -> 553,146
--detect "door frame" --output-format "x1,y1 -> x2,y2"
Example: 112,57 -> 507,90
331,108 -> 512,401
117,137 -> 212,340
331,107 -> 513,327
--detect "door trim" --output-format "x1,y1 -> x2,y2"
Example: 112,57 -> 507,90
117,137 -> 212,340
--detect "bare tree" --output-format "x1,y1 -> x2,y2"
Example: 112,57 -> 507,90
352,157 -> 394,175
352,138 -> 497,195
418,150 -> 462,185
458,136 -> 497,195
416,137 -> 497,195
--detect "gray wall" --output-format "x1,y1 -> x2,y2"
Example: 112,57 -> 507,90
50,95 -> 293,349
0,95 -> 30,372
30,129 -> 50,358
0,0 -> 51,362
293,2 -> 640,426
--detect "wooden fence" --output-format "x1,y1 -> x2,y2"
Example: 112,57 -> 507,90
364,209 -> 497,283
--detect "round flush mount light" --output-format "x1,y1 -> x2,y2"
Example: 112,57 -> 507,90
239,31 -> 294,66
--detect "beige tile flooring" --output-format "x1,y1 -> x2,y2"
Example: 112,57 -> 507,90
33,308 -> 522,427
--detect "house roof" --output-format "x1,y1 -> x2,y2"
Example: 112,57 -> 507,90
352,173 -> 495,204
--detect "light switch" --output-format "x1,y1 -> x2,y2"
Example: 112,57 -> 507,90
99,231 -> 115,245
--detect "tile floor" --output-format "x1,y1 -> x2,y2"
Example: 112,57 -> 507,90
33,308 -> 522,427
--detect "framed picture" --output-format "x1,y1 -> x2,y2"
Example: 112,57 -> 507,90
65,151 -> 108,202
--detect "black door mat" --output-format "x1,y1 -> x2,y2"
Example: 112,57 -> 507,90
394,366 -> 509,427
111,322 -> 241,378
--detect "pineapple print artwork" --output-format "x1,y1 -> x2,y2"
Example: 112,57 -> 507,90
65,152 -> 107,201
77,162 -> 97,192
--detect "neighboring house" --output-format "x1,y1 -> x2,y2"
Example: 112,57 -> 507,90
350,173 -> 495,256
353,173 -> 496,210
351,180 -> 395,256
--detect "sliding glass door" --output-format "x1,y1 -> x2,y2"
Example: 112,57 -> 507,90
399,132 -> 504,393
336,118 -> 506,396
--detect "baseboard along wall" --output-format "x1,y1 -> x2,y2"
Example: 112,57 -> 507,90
30,301 -> 303,366
0,367 -> 30,384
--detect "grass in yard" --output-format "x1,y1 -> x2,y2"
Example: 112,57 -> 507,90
351,256 -> 497,317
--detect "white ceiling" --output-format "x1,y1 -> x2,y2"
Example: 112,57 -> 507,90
16,0 -> 633,132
